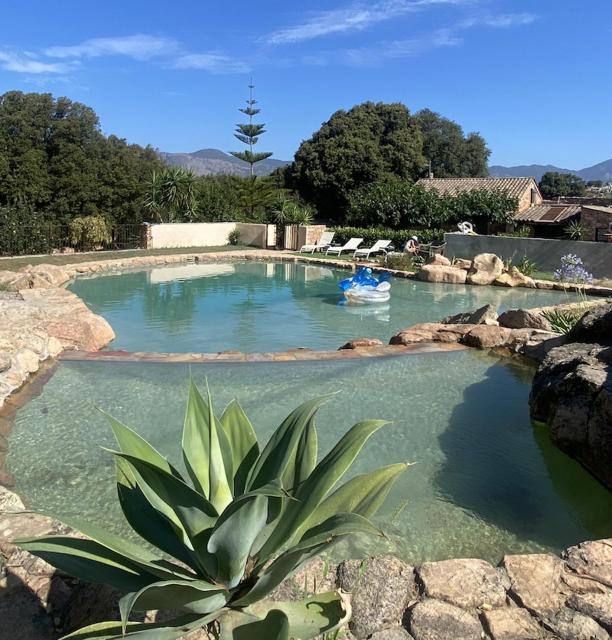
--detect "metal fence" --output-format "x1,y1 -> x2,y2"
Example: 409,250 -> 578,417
0,224 -> 142,257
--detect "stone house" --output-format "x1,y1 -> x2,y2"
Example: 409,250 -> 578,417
416,177 -> 543,213
580,205 -> 612,241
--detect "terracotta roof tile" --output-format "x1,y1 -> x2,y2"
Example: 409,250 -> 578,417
416,177 -> 538,200
514,204 -> 581,223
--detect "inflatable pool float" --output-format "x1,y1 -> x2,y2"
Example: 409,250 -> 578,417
338,267 -> 391,304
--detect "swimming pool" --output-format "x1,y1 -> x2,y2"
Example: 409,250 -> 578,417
6,351 -> 611,563
69,261 -> 579,353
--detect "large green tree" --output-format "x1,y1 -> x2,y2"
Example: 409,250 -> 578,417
286,102 -> 425,219
414,109 -> 490,178
539,172 -> 586,199
0,91 -> 163,224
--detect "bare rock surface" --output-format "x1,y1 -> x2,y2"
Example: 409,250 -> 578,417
461,325 -> 512,349
466,253 -> 504,285
481,607 -> 543,640
544,607 -> 609,640
428,254 -> 451,267
494,267 -> 536,289
566,591 -> 612,632
337,556 -> 417,639
567,303 -> 612,345
416,264 -> 467,284
562,539 -> 612,588
390,323 -> 475,345
0,287 -> 114,407
441,304 -> 498,326
498,309 -> 552,332
502,554 -> 564,616
417,558 -> 508,610
370,627 -> 414,640
408,599 -> 482,640
339,337 -> 384,350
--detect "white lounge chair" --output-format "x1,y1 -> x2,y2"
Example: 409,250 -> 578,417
299,231 -> 335,253
325,237 -> 363,256
353,239 -> 392,260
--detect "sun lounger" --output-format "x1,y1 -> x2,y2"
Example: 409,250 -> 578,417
353,239 -> 392,259
325,237 -> 363,256
299,231 -> 335,253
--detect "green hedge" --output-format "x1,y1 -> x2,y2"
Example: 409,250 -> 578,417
330,226 -> 444,249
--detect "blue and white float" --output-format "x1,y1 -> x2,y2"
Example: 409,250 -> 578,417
338,267 -> 391,303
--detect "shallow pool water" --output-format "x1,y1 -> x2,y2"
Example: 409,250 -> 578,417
69,261 -> 579,353
7,351 -> 612,563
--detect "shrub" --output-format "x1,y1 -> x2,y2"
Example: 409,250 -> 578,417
273,198 -> 314,226
69,215 -> 111,251
516,255 -> 537,277
498,225 -> 532,238
565,220 -> 585,240
541,308 -> 584,334
19,383 -> 408,638
384,254 -> 416,271
228,229 -> 241,245
331,226 -> 444,249
347,179 -> 518,230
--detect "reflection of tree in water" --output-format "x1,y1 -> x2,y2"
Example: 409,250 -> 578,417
142,280 -> 197,333
434,359 -> 612,550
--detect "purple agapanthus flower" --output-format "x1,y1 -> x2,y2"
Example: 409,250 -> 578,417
553,254 -> 593,285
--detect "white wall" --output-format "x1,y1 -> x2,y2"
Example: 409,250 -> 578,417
147,223 -> 236,249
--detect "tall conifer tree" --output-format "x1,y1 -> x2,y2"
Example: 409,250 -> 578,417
230,83 -> 272,175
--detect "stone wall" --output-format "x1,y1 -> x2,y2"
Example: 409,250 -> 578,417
444,233 -> 612,279
581,206 -> 612,242
1,484 -> 610,640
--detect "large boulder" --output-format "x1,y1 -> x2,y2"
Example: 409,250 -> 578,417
466,253 -> 504,285
461,325 -> 512,349
481,608 -> 543,640
390,323 -> 475,345
441,304 -> 498,326
337,556 -> 417,639
416,265 -> 467,284
529,343 -> 612,489
428,254 -> 451,267
498,309 -> 552,332
494,266 -> 536,288
416,558 -> 508,610
408,599 -> 482,640
567,305 -> 612,345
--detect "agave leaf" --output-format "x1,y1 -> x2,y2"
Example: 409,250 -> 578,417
182,379 -> 213,497
116,459 -> 199,571
103,411 -> 180,479
205,384 -> 234,513
300,463 -> 410,532
111,451 -> 218,548
247,396 -> 331,491
17,536 -> 159,592
207,494 -> 268,588
281,417 -> 317,493
242,592 -> 349,640
60,612 -> 220,640
220,399 -> 259,495
220,609 -> 290,640
237,513 -> 381,606
48,515 -> 194,582
259,420 -> 390,558
119,579 -> 229,634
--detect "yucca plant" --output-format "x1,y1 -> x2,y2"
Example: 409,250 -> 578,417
18,382 -> 408,639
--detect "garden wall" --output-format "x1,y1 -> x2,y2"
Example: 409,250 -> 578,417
143,222 -> 274,249
444,233 -> 612,278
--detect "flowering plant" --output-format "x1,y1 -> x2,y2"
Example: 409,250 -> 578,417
553,254 -> 593,285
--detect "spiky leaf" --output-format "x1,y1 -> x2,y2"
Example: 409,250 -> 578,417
220,399 -> 259,495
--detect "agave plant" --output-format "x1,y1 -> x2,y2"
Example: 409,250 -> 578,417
18,382 -> 408,639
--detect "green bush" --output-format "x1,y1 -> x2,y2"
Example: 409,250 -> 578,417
19,383 -> 408,639
498,225 -> 532,238
383,254 -> 417,271
541,308 -> 584,334
228,229 -> 241,245
347,179 -> 518,230
331,226 -> 444,249
68,215 -> 111,251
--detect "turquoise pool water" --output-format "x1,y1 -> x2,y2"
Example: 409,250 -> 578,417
69,261 -> 578,353
7,351 -> 611,563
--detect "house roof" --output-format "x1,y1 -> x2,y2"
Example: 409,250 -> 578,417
416,177 -> 538,200
514,204 -> 581,223
581,205 -> 612,214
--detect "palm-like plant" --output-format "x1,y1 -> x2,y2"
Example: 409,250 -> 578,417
18,382 -> 408,639
144,168 -> 197,223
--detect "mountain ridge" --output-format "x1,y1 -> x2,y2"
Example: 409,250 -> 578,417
159,148 -> 289,177
489,159 -> 612,182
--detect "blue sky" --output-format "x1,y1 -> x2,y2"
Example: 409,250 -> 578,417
1,0 -> 610,168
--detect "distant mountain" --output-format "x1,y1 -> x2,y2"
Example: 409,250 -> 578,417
159,148 -> 290,177
489,159 -> 612,182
